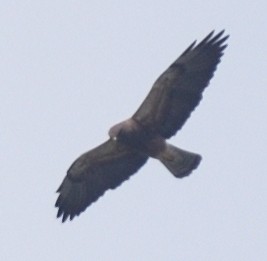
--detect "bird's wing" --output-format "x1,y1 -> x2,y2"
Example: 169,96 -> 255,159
133,30 -> 229,139
55,139 -> 148,222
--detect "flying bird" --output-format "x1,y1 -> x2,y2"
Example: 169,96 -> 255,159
55,30 -> 229,222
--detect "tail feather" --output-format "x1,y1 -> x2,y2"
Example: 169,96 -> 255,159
159,144 -> 201,178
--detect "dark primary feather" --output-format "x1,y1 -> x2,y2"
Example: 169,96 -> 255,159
55,139 -> 148,222
133,30 -> 229,138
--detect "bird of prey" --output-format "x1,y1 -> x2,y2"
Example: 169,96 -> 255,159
55,30 -> 229,222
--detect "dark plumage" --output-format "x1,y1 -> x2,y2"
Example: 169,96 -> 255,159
55,30 -> 229,222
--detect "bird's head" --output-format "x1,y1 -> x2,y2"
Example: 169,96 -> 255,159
109,118 -> 140,141
108,122 -> 123,140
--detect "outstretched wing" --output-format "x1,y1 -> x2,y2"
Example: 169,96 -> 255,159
55,139 -> 148,222
133,30 -> 229,139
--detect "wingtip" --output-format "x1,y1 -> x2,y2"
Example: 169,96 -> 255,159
192,29 -> 229,53
216,29 -> 230,39
180,29 -> 229,58
180,40 -> 197,56
56,208 -> 70,223
62,213 -> 69,223
203,30 -> 215,41
57,210 -> 78,223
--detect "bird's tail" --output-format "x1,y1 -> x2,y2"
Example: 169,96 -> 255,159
158,144 -> 202,178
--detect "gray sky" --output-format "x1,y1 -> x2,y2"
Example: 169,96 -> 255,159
1,1 -> 267,260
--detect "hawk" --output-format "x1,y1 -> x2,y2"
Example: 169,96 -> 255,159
56,30 -> 229,222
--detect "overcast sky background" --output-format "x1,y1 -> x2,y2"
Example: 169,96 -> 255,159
1,1 -> 267,260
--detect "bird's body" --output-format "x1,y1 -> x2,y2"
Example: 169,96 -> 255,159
109,118 -> 166,157
55,30 -> 229,222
